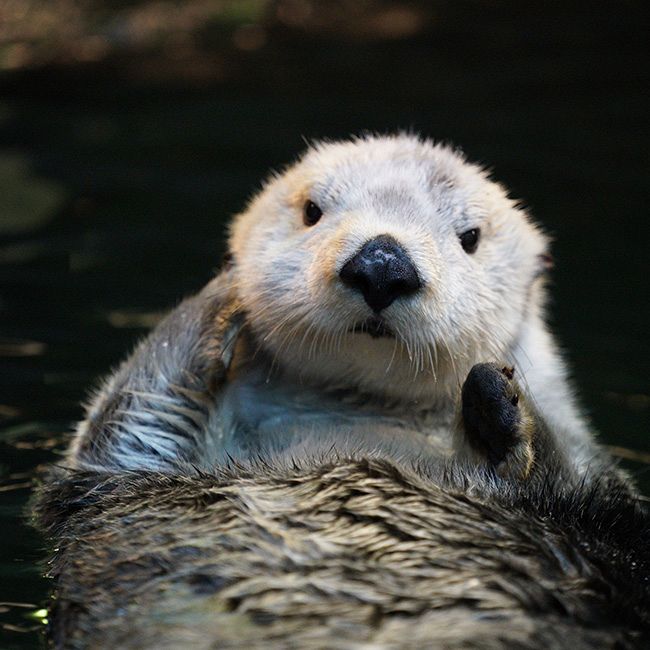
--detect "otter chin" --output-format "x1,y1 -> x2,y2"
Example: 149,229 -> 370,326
350,317 -> 394,339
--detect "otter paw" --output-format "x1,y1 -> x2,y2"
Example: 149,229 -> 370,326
460,363 -> 534,480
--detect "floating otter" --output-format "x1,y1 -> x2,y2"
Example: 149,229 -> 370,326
69,135 -> 602,477
34,135 -> 648,648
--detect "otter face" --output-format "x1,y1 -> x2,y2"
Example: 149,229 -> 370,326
229,135 -> 549,403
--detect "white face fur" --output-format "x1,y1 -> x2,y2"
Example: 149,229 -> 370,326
229,135 -> 549,405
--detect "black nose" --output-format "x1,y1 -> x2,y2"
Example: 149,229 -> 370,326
339,235 -> 421,313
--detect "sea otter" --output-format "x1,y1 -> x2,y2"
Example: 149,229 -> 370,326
34,135 -> 648,649
69,134 -> 604,479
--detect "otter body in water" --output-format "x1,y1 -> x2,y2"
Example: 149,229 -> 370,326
71,135 -> 598,477
34,135 -> 648,649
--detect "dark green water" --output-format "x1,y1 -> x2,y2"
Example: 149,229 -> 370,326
0,4 -> 648,647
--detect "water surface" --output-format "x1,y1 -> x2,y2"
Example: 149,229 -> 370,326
0,4 -> 647,646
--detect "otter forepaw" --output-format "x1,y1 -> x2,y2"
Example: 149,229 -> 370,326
458,363 -> 535,480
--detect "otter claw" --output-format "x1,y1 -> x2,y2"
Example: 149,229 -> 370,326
501,366 -> 514,380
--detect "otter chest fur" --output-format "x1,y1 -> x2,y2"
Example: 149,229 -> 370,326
215,351 -> 455,462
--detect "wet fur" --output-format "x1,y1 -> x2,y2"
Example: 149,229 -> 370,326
34,458 -> 649,649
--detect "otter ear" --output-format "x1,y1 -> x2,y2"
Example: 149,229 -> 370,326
534,252 -> 554,279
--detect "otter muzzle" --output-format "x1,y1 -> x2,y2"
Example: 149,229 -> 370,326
339,235 -> 421,313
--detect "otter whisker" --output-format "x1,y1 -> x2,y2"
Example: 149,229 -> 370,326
385,337 -> 399,375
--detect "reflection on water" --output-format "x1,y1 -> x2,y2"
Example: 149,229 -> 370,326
0,2 -> 648,647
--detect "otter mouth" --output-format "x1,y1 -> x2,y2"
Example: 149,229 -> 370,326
350,317 -> 394,339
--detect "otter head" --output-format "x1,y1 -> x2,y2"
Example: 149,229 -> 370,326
229,135 -> 549,404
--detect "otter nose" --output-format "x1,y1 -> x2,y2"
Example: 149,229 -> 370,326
339,235 -> 421,313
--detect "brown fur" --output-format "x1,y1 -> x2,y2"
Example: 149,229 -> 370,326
34,456 -> 649,650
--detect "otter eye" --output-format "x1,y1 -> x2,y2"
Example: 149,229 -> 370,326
303,200 -> 323,227
459,228 -> 480,254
